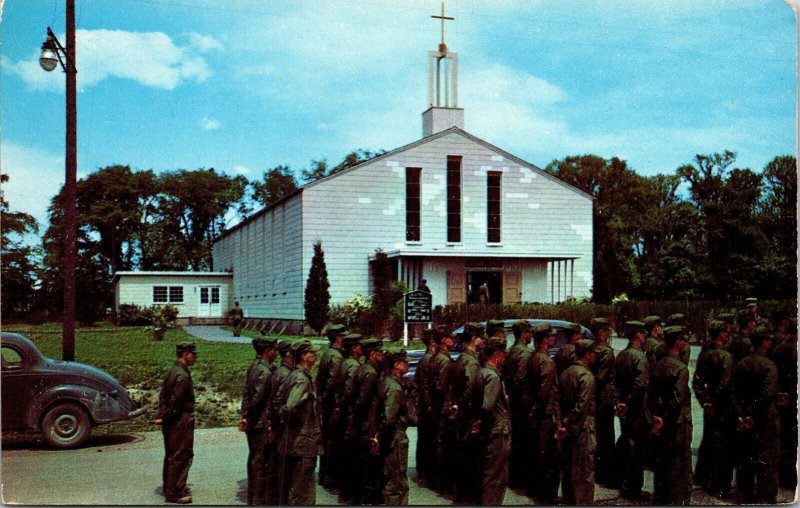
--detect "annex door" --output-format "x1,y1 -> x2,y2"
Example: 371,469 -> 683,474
198,286 -> 222,317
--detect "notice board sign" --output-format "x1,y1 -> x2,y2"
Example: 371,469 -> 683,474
404,290 -> 432,323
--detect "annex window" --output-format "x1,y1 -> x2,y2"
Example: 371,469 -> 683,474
487,171 -> 502,243
406,167 -> 422,241
153,286 -> 184,304
447,155 -> 462,243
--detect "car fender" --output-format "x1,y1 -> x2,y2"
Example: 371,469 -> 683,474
26,384 -> 132,430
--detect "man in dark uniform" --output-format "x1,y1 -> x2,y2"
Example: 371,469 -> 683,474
348,338 -> 385,505
379,350 -> 412,505
642,315 -> 663,381
317,324 -> 347,488
502,320 -> 532,489
431,329 -> 456,494
239,337 -> 277,505
728,310 -> 755,364
446,322 -> 485,505
648,326 -> 692,506
413,328 -> 438,486
555,322 -> 583,377
264,340 -> 297,506
733,327 -> 780,504
654,313 -> 690,366
478,337 -> 511,505
772,318 -> 797,489
277,340 -> 323,505
157,342 -> 197,504
558,339 -> 596,505
614,321 -> 651,502
692,320 -> 735,498
525,323 -> 562,503
334,333 -> 365,503
589,317 -> 618,487
230,302 -> 245,337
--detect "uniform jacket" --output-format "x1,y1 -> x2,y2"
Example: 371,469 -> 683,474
278,368 -> 323,457
559,361 -> 596,438
241,358 -> 274,428
692,342 -> 734,418
525,349 -> 561,424
555,343 -> 576,377
733,350 -> 779,431
158,362 -> 194,422
414,348 -> 436,419
592,342 -> 618,413
379,373 -> 409,447
429,350 -> 453,416
446,348 -> 482,424
480,364 -> 511,436
502,343 -> 531,414
648,353 -> 692,441
349,362 -> 381,437
615,343 -> 650,420
317,346 -> 343,412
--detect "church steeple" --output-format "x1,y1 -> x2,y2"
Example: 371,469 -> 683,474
423,1 -> 464,137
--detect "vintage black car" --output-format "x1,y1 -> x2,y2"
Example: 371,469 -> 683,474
1,332 -> 145,449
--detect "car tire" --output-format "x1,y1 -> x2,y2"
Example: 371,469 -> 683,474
41,402 -> 91,449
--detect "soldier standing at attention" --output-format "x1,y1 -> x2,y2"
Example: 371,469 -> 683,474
229,302 -> 244,337
589,317 -> 618,487
654,313 -> 691,366
239,337 -> 277,505
413,328 -> 438,487
446,323 -> 486,505
277,340 -> 323,506
333,333 -> 364,503
316,324 -> 347,488
728,310 -> 755,364
648,326 -> 692,506
503,320 -> 532,489
558,339 -> 597,505
733,327 -> 780,504
525,323 -> 562,503
642,315 -> 663,381
692,320 -> 735,498
264,341 -> 297,506
772,318 -> 797,490
431,330 -> 456,494
379,351 -> 412,505
554,322 -> 583,377
613,321 -> 651,502
478,337 -> 511,505
156,342 -> 197,505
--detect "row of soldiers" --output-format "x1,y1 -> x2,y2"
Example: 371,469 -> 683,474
240,327 -> 414,506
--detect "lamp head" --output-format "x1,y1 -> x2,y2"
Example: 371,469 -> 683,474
40,35 -> 59,72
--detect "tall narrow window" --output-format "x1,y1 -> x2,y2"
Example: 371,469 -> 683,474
487,171 -> 502,243
406,167 -> 422,241
447,155 -> 462,243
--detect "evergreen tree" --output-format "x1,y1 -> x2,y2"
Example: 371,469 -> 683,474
304,240 -> 330,334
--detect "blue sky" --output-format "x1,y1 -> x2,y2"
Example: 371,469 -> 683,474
2,0 -> 797,234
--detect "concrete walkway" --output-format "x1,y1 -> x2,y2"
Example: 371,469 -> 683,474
182,325 -> 328,346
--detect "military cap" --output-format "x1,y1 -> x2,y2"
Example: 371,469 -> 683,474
718,313 -> 735,325
575,339 -> 595,356
533,322 -> 557,337
624,321 -> 646,335
749,326 -> 771,348
746,297 -> 759,308
176,342 -> 196,354
435,324 -> 450,336
360,338 -> 383,353
666,313 -> 687,327
385,350 -> 408,367
325,323 -> 348,340
564,322 -> 582,335
590,317 -> 610,331
642,315 -> 663,330
294,340 -> 322,356
252,337 -> 276,353
464,322 -> 487,339
737,309 -> 756,327
512,320 -> 532,335
486,319 -> 506,336
483,336 -> 507,355
421,328 -> 437,343
663,325 -> 687,346
707,320 -> 726,336
278,340 -> 293,356
343,333 -> 363,346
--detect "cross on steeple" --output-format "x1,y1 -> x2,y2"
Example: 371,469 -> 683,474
431,1 -> 454,52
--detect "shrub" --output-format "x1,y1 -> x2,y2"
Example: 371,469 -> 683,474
330,294 -> 372,330
116,304 -> 151,326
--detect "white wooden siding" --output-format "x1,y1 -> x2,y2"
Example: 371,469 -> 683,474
115,273 -> 232,318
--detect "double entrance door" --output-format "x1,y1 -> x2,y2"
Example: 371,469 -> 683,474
446,271 -> 521,305
198,286 -> 222,317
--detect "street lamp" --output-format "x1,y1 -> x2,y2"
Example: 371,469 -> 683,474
39,0 -> 78,362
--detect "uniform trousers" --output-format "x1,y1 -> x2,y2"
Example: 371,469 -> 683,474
162,413 -> 194,501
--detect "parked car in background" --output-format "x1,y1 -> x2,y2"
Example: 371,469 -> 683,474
1,332 -> 146,449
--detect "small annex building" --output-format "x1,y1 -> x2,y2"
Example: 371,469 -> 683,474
211,34 -> 593,330
113,271 -> 233,324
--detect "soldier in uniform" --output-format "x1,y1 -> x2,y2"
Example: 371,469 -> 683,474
230,302 -> 245,337
446,322 -> 485,505
156,342 -> 197,505
348,338 -> 385,505
333,333 -> 364,503
525,323 -> 562,503
558,339 -> 597,505
264,340 -> 297,506
554,322 -> 583,377
379,350 -> 412,505
692,320 -> 735,498
642,315 -> 663,381
727,310 -> 755,364
486,319 -> 507,340
733,327 -> 780,504
589,317 -> 618,487
316,324 -> 347,488
502,320 -> 532,489
614,321 -> 651,502
648,326 -> 692,506
431,329 -> 456,494
654,313 -> 690,366
772,317 -> 797,489
277,340 -> 323,505
413,328 -> 438,486
478,337 -> 511,505
239,337 -> 277,505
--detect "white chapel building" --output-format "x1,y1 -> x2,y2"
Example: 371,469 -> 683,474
211,37 -> 593,328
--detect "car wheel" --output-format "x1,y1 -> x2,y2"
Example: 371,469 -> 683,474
41,402 -> 91,449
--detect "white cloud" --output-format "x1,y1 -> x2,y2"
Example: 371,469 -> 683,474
3,29 -> 221,92
201,116 -> 221,130
231,165 -> 251,175
1,143 -> 63,229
